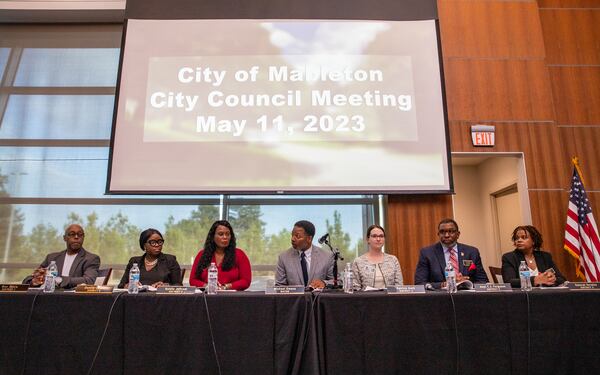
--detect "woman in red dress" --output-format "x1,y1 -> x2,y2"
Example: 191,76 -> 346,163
189,220 -> 252,290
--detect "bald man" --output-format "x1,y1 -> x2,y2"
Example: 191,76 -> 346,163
25,224 -> 100,289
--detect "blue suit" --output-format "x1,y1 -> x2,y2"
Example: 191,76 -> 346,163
414,242 -> 488,288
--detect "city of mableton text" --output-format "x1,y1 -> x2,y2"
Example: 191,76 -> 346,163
177,65 -> 384,85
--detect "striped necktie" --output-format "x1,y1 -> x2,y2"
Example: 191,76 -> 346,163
449,247 -> 459,273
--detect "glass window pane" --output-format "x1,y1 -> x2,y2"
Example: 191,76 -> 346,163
0,147 -> 109,197
14,48 -> 119,87
228,194 -> 371,199
0,203 -> 220,283
0,147 -> 224,200
2,95 -> 115,139
227,204 -> 371,266
226,204 -> 372,289
0,47 -> 9,77
0,267 -> 37,285
0,26 -> 380,291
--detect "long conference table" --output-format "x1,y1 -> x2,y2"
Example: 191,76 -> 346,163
1,289 -> 600,375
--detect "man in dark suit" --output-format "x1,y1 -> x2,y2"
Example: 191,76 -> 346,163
275,220 -> 334,288
414,218 -> 488,289
24,224 -> 100,288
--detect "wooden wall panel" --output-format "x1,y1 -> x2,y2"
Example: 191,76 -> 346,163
449,121 -> 569,188
384,0 -> 600,288
386,194 -> 453,285
540,9 -> 600,65
538,1 -> 600,283
438,0 -> 545,58
558,126 -> 600,189
444,59 -> 555,121
529,190 -> 600,281
538,0 -> 600,8
528,190 -> 575,280
549,66 -> 600,125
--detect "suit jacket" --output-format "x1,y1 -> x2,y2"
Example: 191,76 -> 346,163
501,249 -> 566,288
414,242 -> 489,288
118,253 -> 182,288
275,245 -> 334,286
24,248 -> 100,289
352,253 -> 403,289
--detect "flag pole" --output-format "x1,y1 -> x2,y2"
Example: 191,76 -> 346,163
572,156 -> 586,186
567,156 -> 586,280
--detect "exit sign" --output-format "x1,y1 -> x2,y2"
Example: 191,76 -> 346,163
471,125 -> 495,147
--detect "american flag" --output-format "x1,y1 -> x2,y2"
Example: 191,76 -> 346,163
564,166 -> 600,281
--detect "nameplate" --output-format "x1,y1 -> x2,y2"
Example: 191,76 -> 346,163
474,283 -> 512,292
386,285 -> 426,294
156,286 -> 195,294
567,282 -> 600,290
265,285 -> 305,294
75,285 -> 114,293
0,284 -> 29,292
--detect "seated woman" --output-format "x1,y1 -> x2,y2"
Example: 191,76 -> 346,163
189,220 -> 252,291
351,224 -> 403,290
501,225 -> 566,288
118,228 -> 182,288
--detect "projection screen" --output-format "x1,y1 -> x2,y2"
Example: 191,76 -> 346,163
107,0 -> 450,194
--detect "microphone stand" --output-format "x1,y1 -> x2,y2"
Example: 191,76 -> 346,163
321,238 -> 343,289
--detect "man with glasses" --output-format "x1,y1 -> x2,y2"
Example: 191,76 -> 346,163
275,220 -> 334,289
414,218 -> 488,289
24,224 -> 100,288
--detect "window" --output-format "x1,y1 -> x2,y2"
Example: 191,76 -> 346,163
0,24 -> 379,288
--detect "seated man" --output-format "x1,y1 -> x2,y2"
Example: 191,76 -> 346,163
415,218 -> 488,289
24,224 -> 100,288
275,220 -> 334,289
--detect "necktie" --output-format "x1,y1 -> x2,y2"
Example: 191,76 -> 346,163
449,247 -> 459,273
300,252 -> 309,286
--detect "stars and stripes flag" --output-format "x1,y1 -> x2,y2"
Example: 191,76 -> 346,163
564,163 -> 600,281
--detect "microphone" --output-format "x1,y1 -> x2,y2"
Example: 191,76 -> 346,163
318,233 -> 329,244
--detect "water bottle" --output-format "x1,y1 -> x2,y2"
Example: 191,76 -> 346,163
128,263 -> 140,294
519,261 -> 532,291
43,261 -> 58,293
343,263 -> 354,294
207,262 -> 218,295
445,262 -> 457,293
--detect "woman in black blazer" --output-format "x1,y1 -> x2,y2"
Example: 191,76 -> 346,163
118,228 -> 182,288
501,225 -> 566,288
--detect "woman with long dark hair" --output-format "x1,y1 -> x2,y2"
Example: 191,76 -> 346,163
189,220 -> 252,290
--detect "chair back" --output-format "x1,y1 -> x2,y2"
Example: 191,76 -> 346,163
181,268 -> 187,283
95,268 -> 113,286
489,266 -> 503,283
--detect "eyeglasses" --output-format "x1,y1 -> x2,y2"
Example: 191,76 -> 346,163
439,230 -> 458,235
147,239 -> 164,247
66,232 -> 85,238
369,234 -> 385,239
